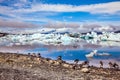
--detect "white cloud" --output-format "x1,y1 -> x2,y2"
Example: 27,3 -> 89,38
14,1 -> 120,14
0,1 -> 120,20
0,1 -> 120,27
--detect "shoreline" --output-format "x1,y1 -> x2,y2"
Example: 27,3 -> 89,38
0,52 -> 120,80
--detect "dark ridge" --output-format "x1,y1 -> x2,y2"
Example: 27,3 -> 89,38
114,30 -> 120,33
81,31 -> 102,35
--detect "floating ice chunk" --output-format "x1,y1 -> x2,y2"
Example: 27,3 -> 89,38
61,34 -> 74,45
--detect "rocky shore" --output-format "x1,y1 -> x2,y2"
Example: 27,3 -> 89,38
0,52 -> 120,80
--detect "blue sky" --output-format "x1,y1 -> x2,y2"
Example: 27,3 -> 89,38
0,0 -> 120,31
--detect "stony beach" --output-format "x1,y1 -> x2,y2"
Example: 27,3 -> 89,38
0,52 -> 119,80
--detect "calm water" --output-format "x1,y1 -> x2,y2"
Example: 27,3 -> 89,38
26,44 -> 120,61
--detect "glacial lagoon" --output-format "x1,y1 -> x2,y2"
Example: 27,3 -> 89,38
0,32 -> 120,67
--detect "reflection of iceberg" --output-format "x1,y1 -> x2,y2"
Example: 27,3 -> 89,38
85,50 -> 111,58
86,40 -> 120,47
99,41 -> 120,47
96,53 -> 111,56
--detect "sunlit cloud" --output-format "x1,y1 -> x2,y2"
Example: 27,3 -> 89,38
13,1 -> 120,14
0,19 -> 38,28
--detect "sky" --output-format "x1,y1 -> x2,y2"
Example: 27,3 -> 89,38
0,0 -> 120,33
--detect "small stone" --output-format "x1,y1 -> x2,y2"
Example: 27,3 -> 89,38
54,61 -> 60,65
22,65 -> 25,67
81,68 -> 90,73
62,63 -> 70,68
29,64 -> 33,67
49,60 -> 54,64
35,57 -> 40,61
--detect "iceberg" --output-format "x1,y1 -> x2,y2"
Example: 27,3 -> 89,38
99,32 -> 120,42
0,30 -> 120,47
